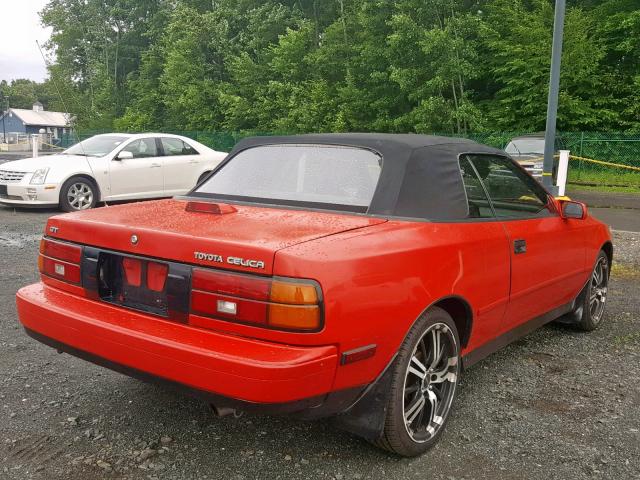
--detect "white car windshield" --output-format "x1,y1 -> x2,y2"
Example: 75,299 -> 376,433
505,139 -> 545,155
195,144 -> 382,211
63,135 -> 128,157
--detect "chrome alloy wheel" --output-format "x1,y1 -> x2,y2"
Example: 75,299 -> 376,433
589,256 -> 609,325
67,182 -> 94,210
402,323 -> 459,443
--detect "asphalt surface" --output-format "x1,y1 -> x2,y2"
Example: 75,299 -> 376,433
1,207 -> 639,480
569,190 -> 640,233
589,208 -> 640,233
568,190 -> 640,210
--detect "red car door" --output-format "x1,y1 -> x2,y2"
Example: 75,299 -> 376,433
501,217 -> 586,327
464,154 -> 586,330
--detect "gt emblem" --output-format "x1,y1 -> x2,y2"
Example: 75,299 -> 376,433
130,234 -> 139,245
49,226 -> 59,233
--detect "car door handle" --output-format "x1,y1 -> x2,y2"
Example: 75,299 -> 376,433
150,163 -> 161,168
188,159 -> 199,164
514,239 -> 527,254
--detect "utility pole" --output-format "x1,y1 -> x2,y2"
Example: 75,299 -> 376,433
542,0 -> 566,194
1,95 -> 7,144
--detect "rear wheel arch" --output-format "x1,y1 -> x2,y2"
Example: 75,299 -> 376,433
430,296 -> 473,349
333,296 -> 472,446
601,241 -> 613,272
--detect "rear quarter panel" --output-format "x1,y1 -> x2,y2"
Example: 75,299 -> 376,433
273,220 -> 512,391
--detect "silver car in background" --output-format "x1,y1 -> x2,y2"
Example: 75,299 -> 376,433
504,134 -> 547,179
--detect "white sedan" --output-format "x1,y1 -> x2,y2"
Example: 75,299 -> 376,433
0,133 -> 227,211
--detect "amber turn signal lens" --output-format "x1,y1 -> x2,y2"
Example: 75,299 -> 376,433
270,280 -> 318,305
268,304 -> 321,331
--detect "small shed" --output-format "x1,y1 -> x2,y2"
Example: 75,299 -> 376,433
0,102 -> 73,142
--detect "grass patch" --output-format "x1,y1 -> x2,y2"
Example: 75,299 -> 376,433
568,169 -> 640,194
568,184 -> 640,194
614,332 -> 640,346
611,263 -> 640,279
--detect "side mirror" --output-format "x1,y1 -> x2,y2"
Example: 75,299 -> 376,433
115,150 -> 134,160
559,200 -> 587,220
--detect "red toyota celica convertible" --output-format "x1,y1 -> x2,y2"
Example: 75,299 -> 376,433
16,134 -> 611,456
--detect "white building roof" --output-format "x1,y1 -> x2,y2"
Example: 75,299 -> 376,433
9,108 -> 72,127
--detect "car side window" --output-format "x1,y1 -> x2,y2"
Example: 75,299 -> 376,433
182,141 -> 199,155
161,138 -> 199,156
465,154 -> 552,219
459,157 -> 494,218
121,138 -> 158,158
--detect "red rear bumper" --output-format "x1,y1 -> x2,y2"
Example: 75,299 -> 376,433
16,283 -> 339,405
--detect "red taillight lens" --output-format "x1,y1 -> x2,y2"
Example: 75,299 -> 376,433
122,258 -> 142,287
147,262 -> 168,292
40,257 -> 81,284
186,201 -> 237,214
192,269 -> 270,301
190,268 -> 322,332
121,258 -> 167,291
40,238 -> 82,264
39,238 -> 83,285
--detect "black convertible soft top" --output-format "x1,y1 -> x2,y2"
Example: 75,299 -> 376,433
219,133 -> 508,221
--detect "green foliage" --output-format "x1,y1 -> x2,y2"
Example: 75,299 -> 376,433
0,79 -> 54,110
15,0 -> 638,133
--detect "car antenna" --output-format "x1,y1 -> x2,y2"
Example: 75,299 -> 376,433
35,40 -> 88,159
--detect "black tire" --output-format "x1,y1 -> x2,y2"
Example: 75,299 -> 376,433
573,250 -> 610,331
375,307 -> 461,457
59,176 -> 98,212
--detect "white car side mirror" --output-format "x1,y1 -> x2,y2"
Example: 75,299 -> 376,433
116,150 -> 134,160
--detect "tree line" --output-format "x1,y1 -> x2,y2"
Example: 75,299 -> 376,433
2,0 -> 639,134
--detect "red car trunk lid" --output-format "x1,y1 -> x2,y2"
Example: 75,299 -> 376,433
45,199 -> 386,274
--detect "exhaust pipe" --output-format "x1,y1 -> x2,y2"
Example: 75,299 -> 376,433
209,404 -> 242,418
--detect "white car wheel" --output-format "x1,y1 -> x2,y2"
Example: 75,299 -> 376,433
60,177 -> 97,212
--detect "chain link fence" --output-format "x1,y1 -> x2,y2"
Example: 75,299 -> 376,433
60,131 -> 640,192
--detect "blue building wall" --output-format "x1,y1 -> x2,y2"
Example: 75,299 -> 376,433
0,111 -> 27,134
1,111 -> 68,144
26,125 -> 48,134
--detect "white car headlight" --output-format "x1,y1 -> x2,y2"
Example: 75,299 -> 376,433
30,167 -> 50,185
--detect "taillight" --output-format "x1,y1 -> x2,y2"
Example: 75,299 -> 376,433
39,238 -> 82,284
147,262 -> 168,292
192,268 -> 270,301
122,258 -> 142,287
190,269 -> 322,332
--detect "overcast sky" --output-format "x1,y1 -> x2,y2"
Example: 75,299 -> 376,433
0,0 -> 52,83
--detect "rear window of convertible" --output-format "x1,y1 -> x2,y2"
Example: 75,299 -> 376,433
195,144 -> 382,212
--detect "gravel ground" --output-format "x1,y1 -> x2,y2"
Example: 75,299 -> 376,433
1,208 -> 639,480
